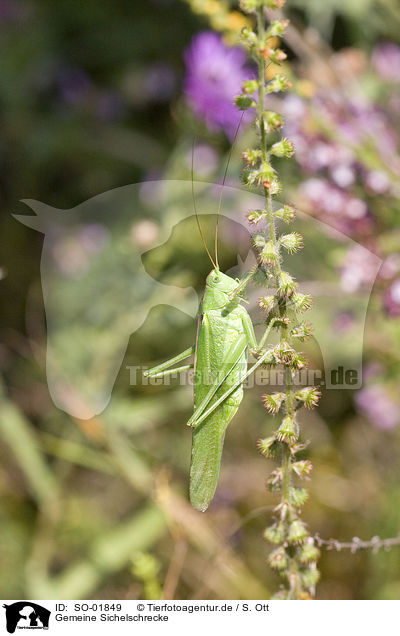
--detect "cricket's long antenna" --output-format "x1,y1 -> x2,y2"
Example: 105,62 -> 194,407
191,138 -> 217,269
214,112 -> 245,269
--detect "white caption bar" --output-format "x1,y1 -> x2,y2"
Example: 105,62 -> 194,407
1,599 -> 398,635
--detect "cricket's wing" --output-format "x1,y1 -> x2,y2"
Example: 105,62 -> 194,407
190,402 -> 239,512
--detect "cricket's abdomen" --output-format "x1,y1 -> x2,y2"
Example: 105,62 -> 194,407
190,308 -> 247,512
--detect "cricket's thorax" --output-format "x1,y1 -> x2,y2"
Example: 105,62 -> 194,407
194,270 -> 248,409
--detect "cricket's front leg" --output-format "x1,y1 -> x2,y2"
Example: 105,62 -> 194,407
144,346 -> 195,379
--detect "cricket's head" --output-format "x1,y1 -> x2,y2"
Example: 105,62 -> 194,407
202,268 -> 241,311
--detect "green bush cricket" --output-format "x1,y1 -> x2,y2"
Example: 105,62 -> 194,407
145,131 -> 275,512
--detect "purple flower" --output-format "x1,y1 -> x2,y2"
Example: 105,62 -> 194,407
0,0 -> 25,22
333,311 -> 355,334
355,385 -> 399,430
340,245 -> 378,293
58,68 -> 92,106
364,170 -> 390,194
145,62 -> 176,102
380,253 -> 400,280
184,32 -> 252,138
94,91 -> 124,121
383,278 -> 400,317
299,178 -> 369,235
187,143 -> 219,177
372,42 -> 400,82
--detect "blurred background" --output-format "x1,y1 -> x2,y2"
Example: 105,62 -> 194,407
1,0 -> 400,600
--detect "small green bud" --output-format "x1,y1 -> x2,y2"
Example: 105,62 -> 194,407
266,19 -> 290,39
264,110 -> 284,131
298,543 -> 320,565
270,137 -> 295,158
240,0 -> 262,13
244,162 -> 277,189
262,391 -> 285,414
259,240 -> 280,266
265,0 -> 286,8
290,351 -> 307,370
266,74 -> 292,94
242,168 -> 259,186
263,176 -> 281,195
247,209 -> 266,224
257,436 -> 279,457
290,321 -> 313,341
268,546 -> 288,571
259,160 -> 276,182
274,339 -> 295,364
292,460 -> 313,478
242,79 -> 259,94
278,271 -> 298,297
289,486 -> 309,507
253,232 -> 267,249
287,519 -> 308,545
241,26 -> 258,45
274,204 -> 295,223
295,387 -> 321,409
300,567 -> 320,587
264,523 -> 285,544
258,295 -> 275,313
269,48 -> 288,64
268,468 -> 283,491
242,148 -> 262,166
275,415 -> 298,444
235,94 -> 256,110
291,292 -> 313,312
279,232 -> 303,253
272,589 -> 289,600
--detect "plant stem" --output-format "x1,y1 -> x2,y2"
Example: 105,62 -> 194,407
238,0 -> 321,599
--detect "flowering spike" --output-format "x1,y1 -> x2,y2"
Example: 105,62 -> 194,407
236,0 -> 320,598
